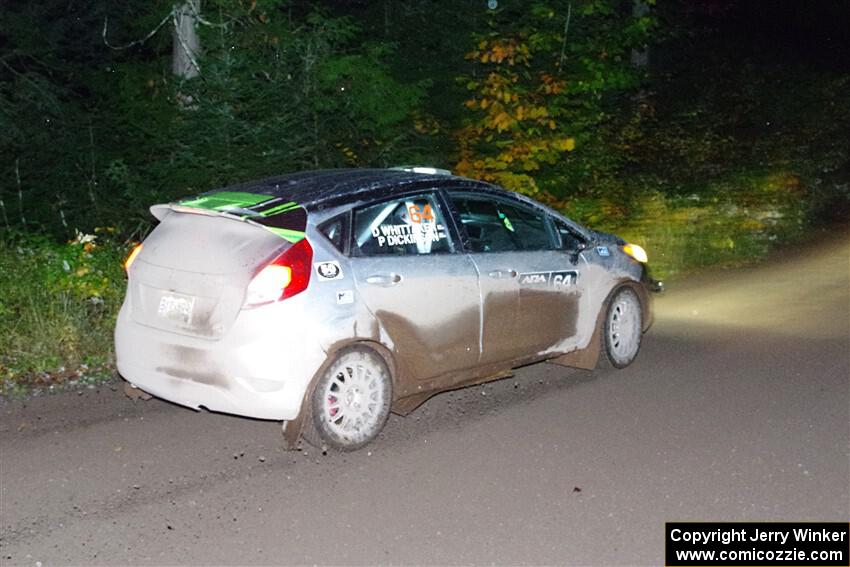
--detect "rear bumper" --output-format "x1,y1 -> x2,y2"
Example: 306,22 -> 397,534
114,298 -> 326,421
116,358 -> 304,420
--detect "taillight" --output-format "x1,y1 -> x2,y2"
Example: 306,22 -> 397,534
244,239 -> 313,307
124,243 -> 143,272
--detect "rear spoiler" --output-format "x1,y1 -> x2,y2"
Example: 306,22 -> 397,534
150,191 -> 308,244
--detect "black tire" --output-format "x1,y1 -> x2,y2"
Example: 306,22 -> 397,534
600,287 -> 643,369
305,346 -> 392,451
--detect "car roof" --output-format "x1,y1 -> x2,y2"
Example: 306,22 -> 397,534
214,168 -> 508,211
163,168 -> 591,239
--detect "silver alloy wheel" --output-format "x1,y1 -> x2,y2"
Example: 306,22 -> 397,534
315,348 -> 391,449
605,288 -> 642,368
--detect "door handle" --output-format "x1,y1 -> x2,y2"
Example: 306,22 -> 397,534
487,269 -> 517,279
366,273 -> 402,286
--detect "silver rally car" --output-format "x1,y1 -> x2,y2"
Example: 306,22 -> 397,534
116,168 -> 657,450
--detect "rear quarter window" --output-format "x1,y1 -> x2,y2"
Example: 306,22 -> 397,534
319,216 -> 346,252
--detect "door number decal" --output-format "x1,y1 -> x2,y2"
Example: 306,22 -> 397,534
518,270 -> 578,289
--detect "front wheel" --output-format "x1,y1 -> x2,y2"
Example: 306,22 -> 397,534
308,347 -> 392,451
602,287 -> 643,368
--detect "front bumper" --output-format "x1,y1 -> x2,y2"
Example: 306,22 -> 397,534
641,264 -> 665,294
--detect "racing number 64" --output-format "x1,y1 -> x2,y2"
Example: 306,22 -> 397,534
408,204 -> 435,223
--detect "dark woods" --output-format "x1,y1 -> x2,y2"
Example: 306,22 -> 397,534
0,0 -> 847,243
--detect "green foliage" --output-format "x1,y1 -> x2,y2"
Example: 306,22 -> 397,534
549,14 -> 849,277
1,1 -> 430,235
0,231 -> 128,394
149,3 -> 426,191
454,0 -> 654,198
567,170 -> 808,280
0,0 -> 147,234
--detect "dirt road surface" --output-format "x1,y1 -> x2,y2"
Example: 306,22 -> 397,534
2,231 -> 848,565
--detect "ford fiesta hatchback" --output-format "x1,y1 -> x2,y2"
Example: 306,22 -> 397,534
116,168 -> 657,450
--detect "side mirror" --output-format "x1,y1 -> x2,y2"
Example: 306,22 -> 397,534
568,241 -> 587,264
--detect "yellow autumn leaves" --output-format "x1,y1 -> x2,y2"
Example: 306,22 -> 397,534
558,137 -> 577,151
456,36 -> 577,195
469,37 -> 531,66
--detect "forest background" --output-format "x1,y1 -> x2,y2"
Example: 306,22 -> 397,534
1,0 -> 848,392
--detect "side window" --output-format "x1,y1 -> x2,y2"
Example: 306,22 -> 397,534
449,194 -> 555,252
352,194 -> 452,256
554,219 -> 585,251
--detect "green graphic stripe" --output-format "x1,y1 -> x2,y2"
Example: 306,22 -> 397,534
263,227 -> 306,243
259,201 -> 300,217
178,191 -> 274,211
176,191 -> 305,242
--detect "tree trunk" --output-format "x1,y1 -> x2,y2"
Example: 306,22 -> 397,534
631,0 -> 650,68
172,0 -> 201,79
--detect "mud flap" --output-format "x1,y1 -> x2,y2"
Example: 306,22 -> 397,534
281,349 -> 340,450
281,395 -> 310,450
547,296 -> 606,370
547,324 -> 602,370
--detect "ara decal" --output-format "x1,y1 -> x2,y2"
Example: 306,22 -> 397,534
518,270 -> 578,289
596,246 -> 610,257
315,261 -> 343,281
176,191 -> 307,244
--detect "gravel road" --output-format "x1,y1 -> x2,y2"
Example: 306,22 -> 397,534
2,231 -> 847,566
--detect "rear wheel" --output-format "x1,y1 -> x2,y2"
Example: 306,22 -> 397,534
602,287 -> 643,368
308,347 -> 392,451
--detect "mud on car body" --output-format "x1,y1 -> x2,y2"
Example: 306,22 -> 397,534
115,168 -> 659,450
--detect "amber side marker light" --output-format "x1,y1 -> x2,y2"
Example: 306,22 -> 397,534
623,243 -> 648,263
124,243 -> 143,272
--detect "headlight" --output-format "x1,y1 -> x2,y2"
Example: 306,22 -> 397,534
622,243 -> 648,263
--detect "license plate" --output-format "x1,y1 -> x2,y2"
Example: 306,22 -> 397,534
157,292 -> 195,325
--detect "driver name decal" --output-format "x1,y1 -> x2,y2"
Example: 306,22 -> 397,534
372,223 -> 448,247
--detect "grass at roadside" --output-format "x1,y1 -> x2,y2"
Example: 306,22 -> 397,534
571,171 -> 809,280
0,231 -> 130,397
